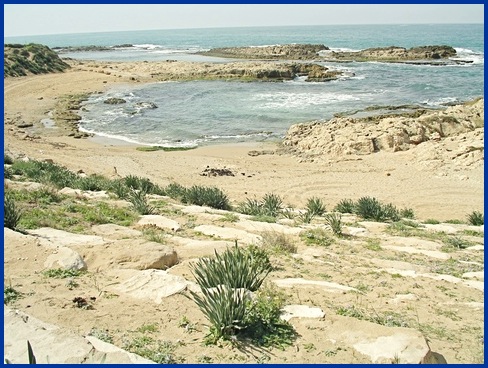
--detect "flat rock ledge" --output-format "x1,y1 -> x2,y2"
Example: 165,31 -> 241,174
4,308 -> 155,364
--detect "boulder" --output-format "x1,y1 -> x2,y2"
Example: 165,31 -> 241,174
103,97 -> 126,105
44,246 -> 87,271
4,307 -> 154,364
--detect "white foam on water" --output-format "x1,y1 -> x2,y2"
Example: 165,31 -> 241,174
422,97 -> 458,106
451,47 -> 484,65
252,92 -> 359,109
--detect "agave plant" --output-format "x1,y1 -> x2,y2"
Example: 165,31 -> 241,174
334,198 -> 356,214
182,185 -> 231,210
128,189 -> 155,215
324,212 -> 343,236
262,193 -> 283,217
467,211 -> 484,226
306,197 -> 326,217
4,192 -> 22,230
191,284 -> 249,341
190,245 -> 272,291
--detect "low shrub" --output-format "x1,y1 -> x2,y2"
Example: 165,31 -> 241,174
182,185 -> 231,210
355,196 -> 400,222
467,211 -> 484,226
334,198 -> 355,214
262,193 -> 283,218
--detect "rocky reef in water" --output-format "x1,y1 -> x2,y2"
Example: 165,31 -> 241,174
322,45 -> 469,65
199,44 -> 328,60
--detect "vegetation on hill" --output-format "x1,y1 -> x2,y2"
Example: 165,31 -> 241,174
4,43 -> 70,77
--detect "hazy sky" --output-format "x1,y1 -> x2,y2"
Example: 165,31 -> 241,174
4,4 -> 484,37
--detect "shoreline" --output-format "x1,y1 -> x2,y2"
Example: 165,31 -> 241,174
4,60 -> 484,220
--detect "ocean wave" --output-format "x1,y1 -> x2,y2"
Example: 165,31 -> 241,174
201,131 -> 273,140
421,97 -> 458,107
451,47 -> 484,64
252,92 -> 359,109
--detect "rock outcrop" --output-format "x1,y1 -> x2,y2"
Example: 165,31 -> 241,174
282,98 -> 484,162
199,44 -> 328,60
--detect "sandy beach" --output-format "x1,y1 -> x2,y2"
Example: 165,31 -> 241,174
4,60 -> 484,220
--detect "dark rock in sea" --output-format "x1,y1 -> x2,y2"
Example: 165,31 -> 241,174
135,102 -> 158,109
104,98 -> 127,105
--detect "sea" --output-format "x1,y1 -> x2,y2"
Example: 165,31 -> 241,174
5,24 -> 484,148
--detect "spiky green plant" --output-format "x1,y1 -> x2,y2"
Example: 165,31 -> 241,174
128,190 -> 155,215
190,245 -> 272,291
306,197 -> 326,217
192,285 -> 250,342
354,196 -> 400,222
4,192 -> 22,230
124,175 -> 156,193
182,185 -> 231,210
334,198 -> 355,214
262,193 -> 283,217
78,174 -> 111,191
298,210 -> 315,224
467,211 -> 484,226
324,212 -> 343,236
163,182 -> 187,199
110,178 -> 129,199
237,198 -> 263,216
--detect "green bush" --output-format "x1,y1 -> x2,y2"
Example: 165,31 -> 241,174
400,207 -> 415,219
237,198 -> 262,216
334,198 -> 355,214
306,197 -> 326,217
110,178 -> 129,199
4,192 -> 22,230
182,185 -> 231,210
78,174 -> 111,191
163,182 -> 187,199
298,210 -> 315,224
354,196 -> 400,222
467,211 -> 484,226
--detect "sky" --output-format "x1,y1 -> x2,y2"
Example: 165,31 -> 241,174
4,4 -> 484,37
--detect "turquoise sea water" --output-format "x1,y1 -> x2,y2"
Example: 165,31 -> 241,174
5,24 -> 484,147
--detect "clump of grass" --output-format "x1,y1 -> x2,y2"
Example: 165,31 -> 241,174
4,285 -> 23,305
423,218 -> 440,225
89,328 -> 114,344
182,185 -> 232,210
336,304 -> 409,327
363,238 -> 382,251
221,213 -> 240,222
306,197 -> 326,217
467,211 -> 484,226
334,199 -> 355,214
42,268 -> 83,278
4,191 -> 22,230
123,336 -> 183,364
124,175 -> 156,194
141,225 -> 166,243
300,228 -> 334,247
260,231 -> 297,254
110,178 -> 129,199
297,210 -> 315,224
324,212 -> 342,236
355,197 -> 400,222
78,174 -> 112,191
128,190 -> 155,215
